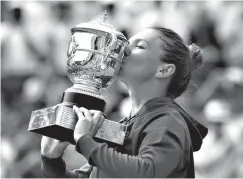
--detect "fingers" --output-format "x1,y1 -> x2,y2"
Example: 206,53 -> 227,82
74,107 -> 102,119
92,115 -> 105,136
79,107 -> 93,122
90,110 -> 106,119
92,110 -> 102,120
90,110 -> 105,127
89,110 -> 102,115
73,106 -> 85,120
83,109 -> 105,136
59,141 -> 70,148
73,106 -> 105,136
90,111 -> 102,136
98,115 -> 105,128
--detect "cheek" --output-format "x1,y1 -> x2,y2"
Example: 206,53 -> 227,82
120,51 -> 158,80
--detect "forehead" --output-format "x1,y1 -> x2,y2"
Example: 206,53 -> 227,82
129,29 -> 162,45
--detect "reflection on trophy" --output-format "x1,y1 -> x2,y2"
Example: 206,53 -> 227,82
28,11 -> 129,145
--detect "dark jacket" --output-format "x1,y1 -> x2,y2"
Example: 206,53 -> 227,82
41,97 -> 208,178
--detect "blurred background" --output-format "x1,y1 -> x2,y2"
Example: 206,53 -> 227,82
1,1 -> 243,178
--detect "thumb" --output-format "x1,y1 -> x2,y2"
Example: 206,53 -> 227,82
59,141 -> 70,148
73,105 -> 84,120
59,141 -> 70,149
92,115 -> 105,136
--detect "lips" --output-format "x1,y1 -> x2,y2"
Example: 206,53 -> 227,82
120,59 -> 126,70
122,56 -> 128,64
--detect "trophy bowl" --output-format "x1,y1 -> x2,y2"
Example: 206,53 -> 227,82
28,11 -> 129,145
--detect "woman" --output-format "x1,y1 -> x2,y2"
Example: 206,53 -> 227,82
41,27 -> 208,178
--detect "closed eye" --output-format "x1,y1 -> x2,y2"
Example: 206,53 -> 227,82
129,39 -> 149,49
136,45 -> 145,49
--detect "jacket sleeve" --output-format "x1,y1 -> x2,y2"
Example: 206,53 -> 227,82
41,154 -> 92,178
75,115 -> 186,178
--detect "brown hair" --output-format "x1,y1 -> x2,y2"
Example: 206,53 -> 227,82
150,27 -> 203,98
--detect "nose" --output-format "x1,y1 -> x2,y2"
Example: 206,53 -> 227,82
124,46 -> 132,57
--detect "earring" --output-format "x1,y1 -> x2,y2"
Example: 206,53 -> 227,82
156,71 -> 163,77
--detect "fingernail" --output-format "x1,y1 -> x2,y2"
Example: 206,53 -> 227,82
80,107 -> 86,112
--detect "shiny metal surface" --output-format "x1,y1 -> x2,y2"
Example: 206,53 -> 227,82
66,11 -> 129,92
28,106 -> 58,130
66,32 -> 125,88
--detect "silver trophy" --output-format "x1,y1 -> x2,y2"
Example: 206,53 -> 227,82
28,11 -> 129,145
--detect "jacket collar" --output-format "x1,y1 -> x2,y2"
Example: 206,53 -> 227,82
129,97 -> 174,119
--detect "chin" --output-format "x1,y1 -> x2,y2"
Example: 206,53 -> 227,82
117,75 -> 135,91
116,74 -> 128,85
116,74 -> 124,82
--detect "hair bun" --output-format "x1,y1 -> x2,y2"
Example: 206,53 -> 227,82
188,43 -> 203,72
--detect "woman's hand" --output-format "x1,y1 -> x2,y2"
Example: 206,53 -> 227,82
73,106 -> 105,143
41,136 -> 70,159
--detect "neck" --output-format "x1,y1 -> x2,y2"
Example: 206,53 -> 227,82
127,80 -> 167,117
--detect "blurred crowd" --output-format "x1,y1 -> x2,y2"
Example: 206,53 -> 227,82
1,1 -> 243,178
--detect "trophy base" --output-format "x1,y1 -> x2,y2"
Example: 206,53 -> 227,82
28,91 -> 127,145
28,92 -> 106,145
30,125 -> 76,144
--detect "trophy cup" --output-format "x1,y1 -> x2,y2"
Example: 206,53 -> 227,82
28,11 -> 129,145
